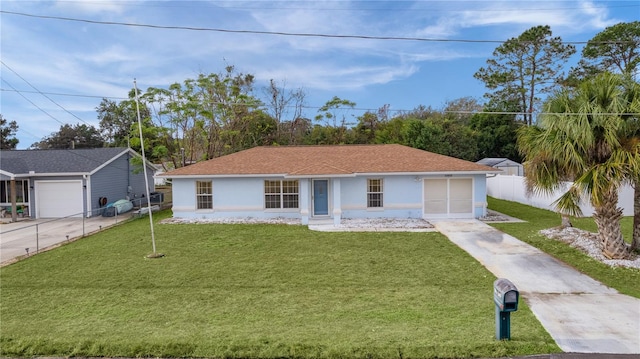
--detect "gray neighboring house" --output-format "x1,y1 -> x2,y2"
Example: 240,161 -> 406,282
476,158 -> 524,176
0,147 -> 156,218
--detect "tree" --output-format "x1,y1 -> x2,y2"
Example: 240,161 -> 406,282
474,25 -> 576,125
469,107 -> 521,162
143,67 -> 262,164
280,117 -> 312,145
32,123 -> 104,149
518,73 -> 637,259
571,21 -> 640,81
375,117 -> 407,144
97,90 -> 151,148
0,115 -> 19,149
263,79 -> 306,144
315,96 -> 356,144
354,109 -> 385,144
128,116 -> 170,164
619,77 -> 640,252
143,84 -> 202,168
403,117 -> 478,161
394,104 -> 439,121
442,97 -> 483,124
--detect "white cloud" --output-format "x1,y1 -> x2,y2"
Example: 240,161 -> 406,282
415,0 -> 623,40
576,1 -> 619,29
80,45 -> 135,66
258,62 -> 419,91
54,0 -> 126,14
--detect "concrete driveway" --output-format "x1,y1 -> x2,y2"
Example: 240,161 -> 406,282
0,213 -> 133,266
433,220 -> 640,354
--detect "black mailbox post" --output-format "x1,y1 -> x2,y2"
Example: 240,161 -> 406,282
493,278 -> 519,340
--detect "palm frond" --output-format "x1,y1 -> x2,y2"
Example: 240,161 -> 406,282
552,185 -> 584,217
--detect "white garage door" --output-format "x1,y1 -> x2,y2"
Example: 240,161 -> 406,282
423,178 -> 473,219
36,180 -> 84,218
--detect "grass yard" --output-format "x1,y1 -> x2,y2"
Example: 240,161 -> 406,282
0,210 -> 558,358
487,197 -> 640,298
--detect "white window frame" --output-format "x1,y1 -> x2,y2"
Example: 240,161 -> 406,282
196,180 -> 213,210
264,180 -> 299,209
367,178 -> 383,208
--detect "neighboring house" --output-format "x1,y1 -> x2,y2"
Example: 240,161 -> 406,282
476,158 -> 523,176
160,144 -> 500,225
0,148 -> 156,218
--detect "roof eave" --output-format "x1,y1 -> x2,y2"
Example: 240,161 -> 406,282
0,170 -> 17,179
356,170 -> 503,176
285,173 -> 356,178
161,170 -> 503,178
16,172 -> 92,177
161,173 -> 290,179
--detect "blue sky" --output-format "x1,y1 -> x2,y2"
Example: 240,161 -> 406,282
1,0 -> 638,149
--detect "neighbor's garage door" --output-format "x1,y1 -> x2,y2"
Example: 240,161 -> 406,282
423,178 -> 473,219
35,180 -> 83,218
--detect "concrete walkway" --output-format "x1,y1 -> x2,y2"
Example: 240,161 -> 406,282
432,220 -> 640,354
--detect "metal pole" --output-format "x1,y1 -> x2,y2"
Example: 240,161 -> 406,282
134,79 -> 157,255
10,178 -> 17,223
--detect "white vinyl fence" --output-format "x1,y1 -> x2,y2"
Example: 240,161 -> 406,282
486,175 -> 634,217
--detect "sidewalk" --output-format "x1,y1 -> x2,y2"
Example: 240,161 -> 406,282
433,220 -> 640,354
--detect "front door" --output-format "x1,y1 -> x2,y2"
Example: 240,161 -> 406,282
313,180 -> 329,216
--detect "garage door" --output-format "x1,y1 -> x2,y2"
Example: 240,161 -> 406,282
423,178 -> 473,218
35,180 -> 83,218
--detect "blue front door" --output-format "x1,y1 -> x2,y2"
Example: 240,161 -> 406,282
313,180 -> 329,216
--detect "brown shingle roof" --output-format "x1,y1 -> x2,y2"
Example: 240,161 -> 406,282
162,144 -> 499,177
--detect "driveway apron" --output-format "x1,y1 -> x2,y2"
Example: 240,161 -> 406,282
433,220 -> 640,354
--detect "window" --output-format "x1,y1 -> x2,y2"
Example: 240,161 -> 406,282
367,179 -> 383,208
0,180 -> 30,204
265,180 -> 299,209
196,181 -> 212,209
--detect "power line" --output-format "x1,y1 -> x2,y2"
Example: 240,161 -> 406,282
1,61 -> 91,126
1,79 -> 66,126
0,88 -> 128,101
0,10 -> 632,45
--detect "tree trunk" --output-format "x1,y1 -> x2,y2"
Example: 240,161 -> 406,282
593,189 -> 631,259
632,179 -> 640,252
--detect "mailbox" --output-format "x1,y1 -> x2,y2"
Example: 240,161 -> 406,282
493,278 -> 519,312
493,278 -> 519,340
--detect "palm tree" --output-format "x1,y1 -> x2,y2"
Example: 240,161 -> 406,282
518,73 -> 637,259
620,78 -> 640,252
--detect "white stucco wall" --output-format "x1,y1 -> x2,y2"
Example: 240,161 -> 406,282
170,173 -> 489,222
172,177 -> 300,219
473,174 -> 488,218
340,176 -> 423,219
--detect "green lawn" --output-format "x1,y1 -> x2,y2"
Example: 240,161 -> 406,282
0,211 -> 559,358
487,197 -> 640,298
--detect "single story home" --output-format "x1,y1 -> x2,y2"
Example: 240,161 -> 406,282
0,147 -> 156,219
160,144 -> 500,225
476,158 -> 523,176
